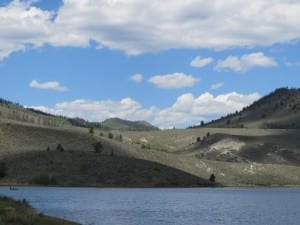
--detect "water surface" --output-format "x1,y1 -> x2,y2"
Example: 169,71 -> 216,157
0,187 -> 299,225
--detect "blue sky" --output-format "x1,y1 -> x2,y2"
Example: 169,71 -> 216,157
0,0 -> 299,128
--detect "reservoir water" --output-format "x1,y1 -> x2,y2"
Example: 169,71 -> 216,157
0,187 -> 299,225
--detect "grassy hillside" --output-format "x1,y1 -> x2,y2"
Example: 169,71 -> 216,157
0,98 -> 71,128
0,122 -> 96,157
196,88 -> 300,129
1,119 -> 299,187
0,90 -> 299,187
190,131 -> 300,166
102,118 -> 158,131
0,196 -> 79,225
2,151 -> 212,187
0,121 -> 214,187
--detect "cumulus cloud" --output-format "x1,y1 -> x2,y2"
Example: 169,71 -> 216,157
29,92 -> 260,128
29,80 -> 68,92
215,52 -> 277,72
130,74 -> 143,83
190,56 -> 214,68
0,0 -> 53,60
153,92 -> 260,128
211,82 -> 224,90
1,0 -> 300,58
148,73 -> 199,89
30,98 -> 158,123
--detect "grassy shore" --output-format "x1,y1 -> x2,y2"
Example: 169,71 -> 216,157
0,196 -> 79,225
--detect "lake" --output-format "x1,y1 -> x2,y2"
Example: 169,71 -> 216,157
0,187 -> 299,225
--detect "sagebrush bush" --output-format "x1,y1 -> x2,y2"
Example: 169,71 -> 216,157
0,162 -> 7,178
56,144 -> 64,152
93,141 -> 102,153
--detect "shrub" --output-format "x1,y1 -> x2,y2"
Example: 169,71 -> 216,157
0,162 -> 7,178
89,127 -> 94,134
0,206 -> 5,216
99,132 -> 103,137
206,132 -> 210,138
197,137 -> 201,142
209,173 -> 216,183
141,144 -> 150,149
30,174 -> 57,185
22,199 -> 30,207
108,133 -> 113,139
56,144 -> 64,152
93,141 -> 102,153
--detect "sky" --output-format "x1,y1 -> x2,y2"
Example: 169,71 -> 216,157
0,0 -> 299,128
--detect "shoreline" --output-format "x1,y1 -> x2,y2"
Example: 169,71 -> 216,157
0,195 -> 79,225
0,184 -> 299,188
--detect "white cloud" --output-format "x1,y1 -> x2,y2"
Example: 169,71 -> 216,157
30,92 -> 260,128
153,92 -> 260,128
211,82 -> 224,90
0,0 -> 53,60
148,73 -> 199,89
1,1 -> 300,58
29,80 -> 68,92
190,56 -> 214,68
215,52 -> 277,72
30,98 -> 158,123
130,74 -> 143,83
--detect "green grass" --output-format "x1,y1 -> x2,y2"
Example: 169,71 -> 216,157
0,196 -> 79,225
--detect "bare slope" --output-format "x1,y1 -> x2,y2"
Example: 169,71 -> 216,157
189,131 -> 300,166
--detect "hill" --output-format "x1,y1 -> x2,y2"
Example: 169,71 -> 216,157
194,88 -> 300,129
0,91 -> 299,187
0,98 -> 158,131
1,120 -> 299,187
0,121 -> 213,187
101,118 -> 158,131
0,98 -> 71,128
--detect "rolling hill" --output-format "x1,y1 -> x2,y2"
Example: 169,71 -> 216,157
0,99 -> 158,131
0,98 -> 71,128
0,88 -> 300,187
101,117 -> 159,131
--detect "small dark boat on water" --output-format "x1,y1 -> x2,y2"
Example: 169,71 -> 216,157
9,186 -> 18,191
